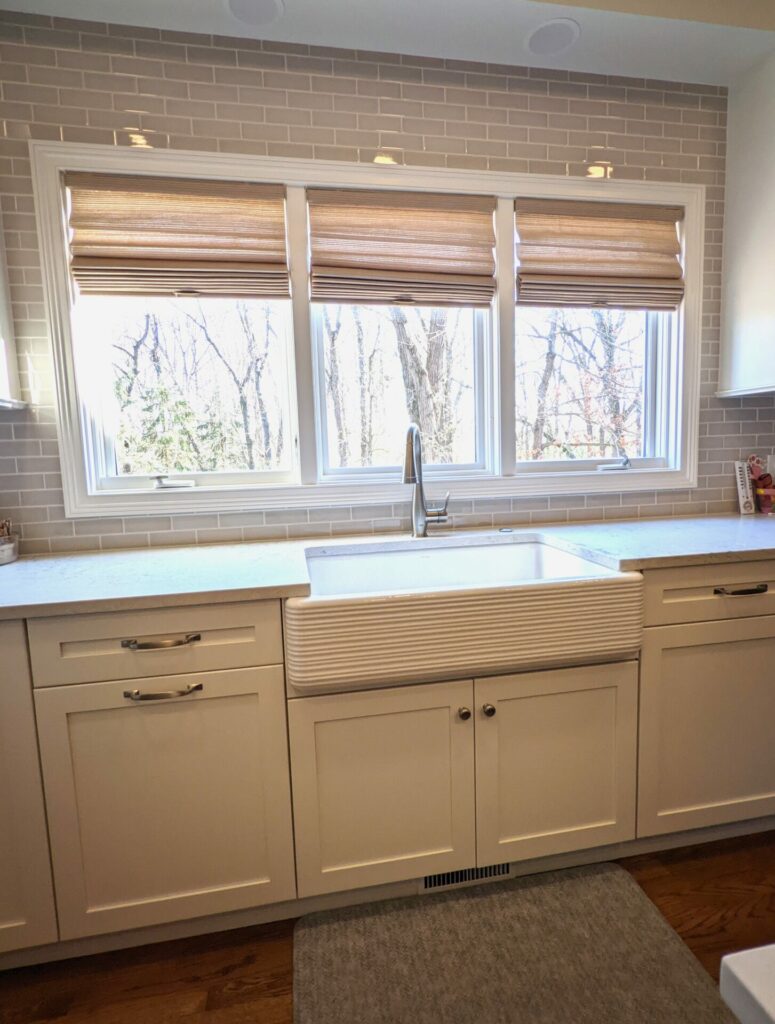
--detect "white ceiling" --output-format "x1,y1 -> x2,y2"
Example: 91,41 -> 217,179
5,0 -> 775,85
540,0 -> 775,31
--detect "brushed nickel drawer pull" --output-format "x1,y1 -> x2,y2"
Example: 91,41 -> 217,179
123,682 -> 204,702
713,584 -> 768,597
121,632 -> 201,651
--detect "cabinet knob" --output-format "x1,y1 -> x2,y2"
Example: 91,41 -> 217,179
482,703 -> 496,718
458,707 -> 472,721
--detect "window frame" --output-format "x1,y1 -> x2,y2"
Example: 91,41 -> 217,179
510,309 -> 675,474
310,303 -> 494,482
30,141 -> 704,519
73,294 -> 299,492
0,209 -> 24,410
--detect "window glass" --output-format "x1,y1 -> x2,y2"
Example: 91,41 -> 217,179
316,304 -> 480,471
514,306 -> 649,462
72,296 -> 293,477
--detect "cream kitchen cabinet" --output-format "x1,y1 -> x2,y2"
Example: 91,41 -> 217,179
0,622 -> 57,952
289,662 -> 638,898
475,661 -> 638,866
289,679 -> 477,898
639,616 -> 775,837
35,665 -> 296,940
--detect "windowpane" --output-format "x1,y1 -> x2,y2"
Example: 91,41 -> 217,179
317,304 -> 479,470
72,296 -> 293,477
515,307 -> 648,462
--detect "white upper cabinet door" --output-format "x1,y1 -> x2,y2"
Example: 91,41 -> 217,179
475,662 -> 638,866
639,617 -> 775,837
35,666 -> 296,940
0,622 -> 57,953
289,680 -> 476,898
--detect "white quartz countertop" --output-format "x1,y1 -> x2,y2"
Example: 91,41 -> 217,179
540,514 -> 775,571
3,513 -> 775,620
0,540 -> 310,619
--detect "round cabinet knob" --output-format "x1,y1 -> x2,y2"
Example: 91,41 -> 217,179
482,703 -> 497,718
458,707 -> 472,721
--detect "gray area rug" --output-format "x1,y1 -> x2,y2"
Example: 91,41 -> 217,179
294,863 -> 737,1023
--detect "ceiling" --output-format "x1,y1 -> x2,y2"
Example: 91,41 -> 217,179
5,0 -> 775,85
540,0 -> 775,31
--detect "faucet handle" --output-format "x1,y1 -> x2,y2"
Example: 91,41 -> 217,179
427,491 -> 450,520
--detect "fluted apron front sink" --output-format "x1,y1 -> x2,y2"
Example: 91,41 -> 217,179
284,533 -> 644,693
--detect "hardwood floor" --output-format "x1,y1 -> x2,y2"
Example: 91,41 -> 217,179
622,829 -> 775,982
2,830 -> 774,1023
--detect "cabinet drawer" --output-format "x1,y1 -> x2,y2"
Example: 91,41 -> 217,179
643,560 -> 775,626
28,600 -> 283,687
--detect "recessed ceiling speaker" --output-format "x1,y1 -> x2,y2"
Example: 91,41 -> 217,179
226,0 -> 285,26
525,18 -> 581,57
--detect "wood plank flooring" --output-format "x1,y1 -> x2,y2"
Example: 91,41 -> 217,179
2,830 -> 774,1023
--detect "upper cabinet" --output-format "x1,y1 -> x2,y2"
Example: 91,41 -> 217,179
720,51 -> 775,396
0,209 -> 23,409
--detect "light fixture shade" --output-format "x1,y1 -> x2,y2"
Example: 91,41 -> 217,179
525,18 -> 581,57
226,0 -> 284,27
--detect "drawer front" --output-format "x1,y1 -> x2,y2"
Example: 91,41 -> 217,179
28,601 -> 283,686
643,560 -> 775,626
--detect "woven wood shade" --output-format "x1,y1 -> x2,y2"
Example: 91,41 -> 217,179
515,198 -> 685,310
64,172 -> 290,298
308,188 -> 497,307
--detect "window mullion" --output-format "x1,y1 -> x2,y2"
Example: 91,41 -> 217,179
495,196 -> 516,475
285,185 -> 319,485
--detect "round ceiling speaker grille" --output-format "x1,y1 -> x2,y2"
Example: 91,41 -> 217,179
525,18 -> 581,57
227,0 -> 285,27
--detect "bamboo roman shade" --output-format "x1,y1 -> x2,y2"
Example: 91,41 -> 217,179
307,188 -> 497,306
64,172 -> 290,298
514,198 -> 685,310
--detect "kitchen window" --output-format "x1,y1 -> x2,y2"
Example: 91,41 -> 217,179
30,143 -> 703,517
510,198 -> 685,476
314,303 -> 488,476
72,295 -> 295,487
306,187 -> 496,480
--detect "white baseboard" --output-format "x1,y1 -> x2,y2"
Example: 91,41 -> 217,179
2,813 -> 774,972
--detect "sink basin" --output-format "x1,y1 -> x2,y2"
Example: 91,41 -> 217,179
284,533 -> 644,694
306,537 -> 616,598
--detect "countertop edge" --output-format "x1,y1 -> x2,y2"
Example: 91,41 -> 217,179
0,582 -> 312,621
616,549 -> 775,571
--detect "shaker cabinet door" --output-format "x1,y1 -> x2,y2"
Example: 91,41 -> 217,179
35,666 -> 296,939
639,617 -> 775,836
289,680 -> 476,897
475,662 -> 638,865
0,621 -> 57,953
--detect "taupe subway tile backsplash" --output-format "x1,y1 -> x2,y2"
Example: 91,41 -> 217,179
0,9 -> 769,554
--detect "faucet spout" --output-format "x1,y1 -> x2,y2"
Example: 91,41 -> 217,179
403,424 -> 450,538
402,423 -> 420,485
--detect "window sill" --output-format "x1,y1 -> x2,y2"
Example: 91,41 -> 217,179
64,466 -> 697,519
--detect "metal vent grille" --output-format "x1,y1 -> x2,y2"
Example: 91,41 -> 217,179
422,863 -> 511,892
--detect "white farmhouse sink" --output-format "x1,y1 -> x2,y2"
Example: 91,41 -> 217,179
284,533 -> 644,694
306,537 -> 616,598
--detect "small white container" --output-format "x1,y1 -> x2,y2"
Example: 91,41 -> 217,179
0,535 -> 19,565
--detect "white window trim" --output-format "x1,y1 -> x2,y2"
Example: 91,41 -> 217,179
30,140 -> 704,518
0,208 -> 24,410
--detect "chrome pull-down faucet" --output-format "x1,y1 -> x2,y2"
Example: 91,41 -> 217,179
402,423 -> 450,538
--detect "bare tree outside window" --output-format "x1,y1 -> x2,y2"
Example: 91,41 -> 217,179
72,297 -> 292,477
515,307 -> 648,462
318,304 -> 478,470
